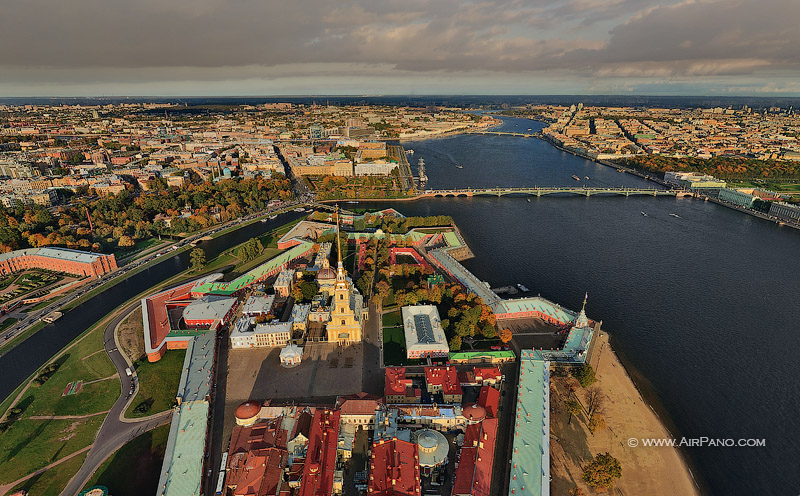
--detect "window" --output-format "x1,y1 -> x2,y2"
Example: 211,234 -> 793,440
340,294 -> 344,300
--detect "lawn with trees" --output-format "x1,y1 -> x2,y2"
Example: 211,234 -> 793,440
0,175 -> 294,253
125,350 -> 185,418
621,155 -> 800,180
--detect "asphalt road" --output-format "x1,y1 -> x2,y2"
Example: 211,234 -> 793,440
0,200 -> 304,348
60,303 -> 172,496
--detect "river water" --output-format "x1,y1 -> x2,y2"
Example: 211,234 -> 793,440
382,117 -> 799,495
2,116 -> 797,494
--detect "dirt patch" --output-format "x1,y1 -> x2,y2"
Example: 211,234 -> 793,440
57,421 -> 80,442
118,307 -> 144,361
550,332 -> 699,495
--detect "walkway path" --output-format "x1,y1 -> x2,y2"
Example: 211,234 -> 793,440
0,445 -> 93,496
24,411 -> 110,421
60,303 -> 173,496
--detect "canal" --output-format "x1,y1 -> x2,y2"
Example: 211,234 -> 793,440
0,212 -> 306,402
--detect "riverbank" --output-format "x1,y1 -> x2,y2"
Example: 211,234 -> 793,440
550,330 -> 701,495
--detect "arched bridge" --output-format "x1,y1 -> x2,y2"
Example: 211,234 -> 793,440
466,131 -> 541,138
417,187 -> 690,198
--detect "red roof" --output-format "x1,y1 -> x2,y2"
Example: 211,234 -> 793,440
385,367 -> 414,396
235,401 -> 262,420
337,392 -> 382,415
477,386 -> 500,418
228,447 -> 287,496
473,366 -> 502,382
368,438 -> 421,496
229,417 -> 290,456
299,409 -> 341,496
451,418 -> 498,496
424,366 -> 463,396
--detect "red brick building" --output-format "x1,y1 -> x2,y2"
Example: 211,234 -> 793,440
0,247 -> 117,278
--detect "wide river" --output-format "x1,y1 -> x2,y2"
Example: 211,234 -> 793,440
1,116 -> 797,494
377,116 -> 797,495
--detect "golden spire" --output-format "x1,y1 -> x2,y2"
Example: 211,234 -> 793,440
336,205 -> 344,277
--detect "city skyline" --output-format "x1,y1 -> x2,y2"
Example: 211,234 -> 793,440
1,0 -> 798,96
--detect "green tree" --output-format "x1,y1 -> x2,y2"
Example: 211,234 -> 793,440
582,452 -> 622,490
565,399 -> 582,425
574,365 -> 597,388
449,335 -> 462,352
190,248 -> 206,271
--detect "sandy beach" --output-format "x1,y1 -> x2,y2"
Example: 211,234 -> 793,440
550,331 -> 701,495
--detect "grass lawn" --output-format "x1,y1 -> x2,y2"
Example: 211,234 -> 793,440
125,350 -> 185,418
85,424 -> 170,496
382,310 -> 409,366
382,310 -> 403,328
9,450 -> 88,496
0,317 -> 18,332
27,298 -> 60,312
0,416 -> 104,484
13,320 -> 118,419
114,238 -> 164,260
201,251 -> 239,273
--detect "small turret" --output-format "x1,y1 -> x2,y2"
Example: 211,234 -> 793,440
575,292 -> 589,328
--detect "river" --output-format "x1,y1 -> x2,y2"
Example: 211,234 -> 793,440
3,116 -> 798,494
379,116 -> 799,495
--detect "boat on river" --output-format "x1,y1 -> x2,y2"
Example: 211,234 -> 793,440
572,175 -> 581,181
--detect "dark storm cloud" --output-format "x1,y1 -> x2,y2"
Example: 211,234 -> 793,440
0,0 -> 797,88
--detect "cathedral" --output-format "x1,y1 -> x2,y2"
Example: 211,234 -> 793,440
324,215 -> 366,345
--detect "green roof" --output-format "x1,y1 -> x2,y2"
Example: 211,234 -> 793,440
157,401 -> 209,496
509,352 -> 550,496
442,231 -> 461,247
449,350 -> 515,360
193,240 -> 313,295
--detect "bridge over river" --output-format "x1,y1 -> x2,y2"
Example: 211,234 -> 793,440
466,130 -> 541,138
416,187 -> 691,198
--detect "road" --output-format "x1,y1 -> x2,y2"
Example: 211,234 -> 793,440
0,200 -> 304,349
60,303 -> 173,496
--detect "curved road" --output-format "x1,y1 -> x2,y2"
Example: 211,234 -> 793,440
61,303 -> 172,496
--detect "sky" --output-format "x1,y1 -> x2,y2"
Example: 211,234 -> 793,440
0,0 -> 798,96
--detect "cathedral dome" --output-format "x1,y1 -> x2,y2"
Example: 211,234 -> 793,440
317,266 -> 336,280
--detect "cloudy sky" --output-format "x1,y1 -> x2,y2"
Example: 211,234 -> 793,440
1,0 -> 798,96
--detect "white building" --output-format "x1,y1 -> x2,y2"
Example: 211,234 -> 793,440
279,344 -> 303,366
230,316 -> 255,349
354,161 -> 398,176
254,321 -> 292,348
402,305 -> 449,359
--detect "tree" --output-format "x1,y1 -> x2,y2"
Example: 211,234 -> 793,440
118,235 -> 134,247
586,386 -> 604,418
449,335 -> 462,352
582,452 -> 621,490
574,365 -> 597,388
301,280 -> 319,301
190,248 -> 206,271
565,399 -> 582,425
500,328 -> 513,344
376,280 -> 391,302
588,413 -> 607,434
